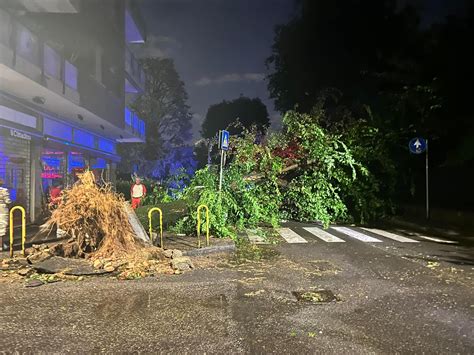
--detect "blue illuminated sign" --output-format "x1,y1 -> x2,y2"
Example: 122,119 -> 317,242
42,157 -> 61,168
409,137 -> 427,154
219,130 -> 230,151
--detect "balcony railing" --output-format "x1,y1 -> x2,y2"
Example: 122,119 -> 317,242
0,8 -> 79,100
124,107 -> 145,139
125,46 -> 145,91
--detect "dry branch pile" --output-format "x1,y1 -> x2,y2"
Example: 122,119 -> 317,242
42,170 -> 141,259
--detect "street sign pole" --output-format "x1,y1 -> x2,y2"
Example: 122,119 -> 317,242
409,137 -> 429,220
219,148 -> 224,192
425,139 -> 429,220
218,130 -> 229,193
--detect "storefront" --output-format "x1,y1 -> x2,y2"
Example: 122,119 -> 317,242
0,100 -> 42,224
40,144 -> 116,190
1,101 -> 120,227
0,127 -> 32,215
41,117 -> 119,192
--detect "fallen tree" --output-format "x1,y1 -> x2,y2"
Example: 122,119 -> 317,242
42,171 -> 143,259
172,102 -> 395,238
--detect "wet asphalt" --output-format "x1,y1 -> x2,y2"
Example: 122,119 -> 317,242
0,222 -> 473,354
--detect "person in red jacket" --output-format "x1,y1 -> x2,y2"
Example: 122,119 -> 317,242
130,177 -> 146,209
49,181 -> 63,209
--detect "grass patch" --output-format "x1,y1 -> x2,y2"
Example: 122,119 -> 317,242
136,200 -> 188,231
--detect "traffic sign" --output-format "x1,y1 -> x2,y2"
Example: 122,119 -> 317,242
219,130 -> 230,151
408,137 -> 430,220
409,137 -> 427,154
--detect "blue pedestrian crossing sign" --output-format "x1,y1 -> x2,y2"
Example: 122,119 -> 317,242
219,130 -> 230,151
409,137 -> 427,154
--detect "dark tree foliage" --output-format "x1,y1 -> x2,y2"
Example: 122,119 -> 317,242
267,0 -> 474,209
201,96 -> 270,138
266,0 -> 422,114
118,57 -> 193,176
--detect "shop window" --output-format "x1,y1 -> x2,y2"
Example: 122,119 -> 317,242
41,150 -> 66,196
68,151 -> 87,182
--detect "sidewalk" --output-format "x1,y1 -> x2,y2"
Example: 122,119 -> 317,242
380,215 -> 474,246
1,224 -> 61,254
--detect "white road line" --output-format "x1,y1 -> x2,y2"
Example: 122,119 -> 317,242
331,226 -> 382,242
361,228 -> 419,243
303,227 -> 345,243
277,228 -> 308,244
418,235 -> 458,244
246,230 -> 266,244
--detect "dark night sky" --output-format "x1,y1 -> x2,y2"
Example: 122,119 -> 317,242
134,0 -> 467,142
134,0 -> 295,141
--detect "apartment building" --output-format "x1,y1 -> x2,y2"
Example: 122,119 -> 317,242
0,0 -> 147,224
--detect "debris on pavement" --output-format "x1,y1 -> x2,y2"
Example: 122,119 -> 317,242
292,289 -> 339,304
24,279 -> 44,288
0,172 -> 210,283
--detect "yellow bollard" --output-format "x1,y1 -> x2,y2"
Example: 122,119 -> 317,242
148,207 -> 163,248
197,204 -> 210,248
9,206 -> 26,258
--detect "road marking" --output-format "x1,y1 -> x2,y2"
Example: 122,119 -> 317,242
303,227 -> 345,242
246,230 -> 266,244
417,235 -> 458,244
331,226 -> 382,242
361,228 -> 419,243
277,228 -> 308,244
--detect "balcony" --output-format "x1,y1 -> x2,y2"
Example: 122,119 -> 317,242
0,8 -> 141,144
125,46 -> 145,93
121,107 -> 145,143
0,8 -> 80,105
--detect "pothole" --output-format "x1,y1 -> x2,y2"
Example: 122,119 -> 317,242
292,289 -> 339,304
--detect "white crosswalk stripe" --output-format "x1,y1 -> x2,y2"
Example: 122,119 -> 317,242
303,227 -> 345,242
331,226 -> 382,242
417,235 -> 458,244
246,226 -> 451,246
360,227 -> 419,243
277,228 -> 308,244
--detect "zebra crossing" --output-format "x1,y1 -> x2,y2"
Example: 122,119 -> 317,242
246,225 -> 455,245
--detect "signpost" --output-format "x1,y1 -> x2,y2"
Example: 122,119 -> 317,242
218,130 -> 229,192
409,137 -> 429,219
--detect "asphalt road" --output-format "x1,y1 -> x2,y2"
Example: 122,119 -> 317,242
0,222 -> 473,354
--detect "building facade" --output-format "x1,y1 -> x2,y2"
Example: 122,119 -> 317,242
0,0 -> 146,224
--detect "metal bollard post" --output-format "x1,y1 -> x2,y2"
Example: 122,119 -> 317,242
197,204 -> 210,248
148,207 -> 163,248
9,206 -> 26,258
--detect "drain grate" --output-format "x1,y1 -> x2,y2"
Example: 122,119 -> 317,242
292,289 -> 338,303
